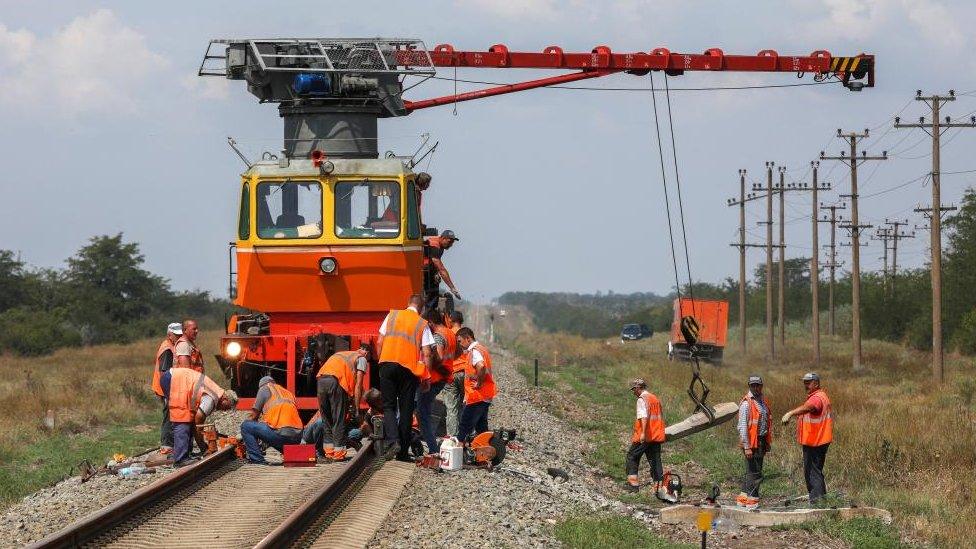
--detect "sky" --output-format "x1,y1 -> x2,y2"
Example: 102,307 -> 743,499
2,1 -> 976,304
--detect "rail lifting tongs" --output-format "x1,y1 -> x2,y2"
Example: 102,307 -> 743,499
663,316 -> 739,442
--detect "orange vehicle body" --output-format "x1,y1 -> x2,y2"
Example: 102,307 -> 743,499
669,298 -> 728,363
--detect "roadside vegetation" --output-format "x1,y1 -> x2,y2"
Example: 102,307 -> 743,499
0,331 -> 227,508
555,514 -> 694,549
497,308 -> 972,547
0,233 -> 227,356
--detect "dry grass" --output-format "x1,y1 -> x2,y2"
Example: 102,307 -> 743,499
497,308 -> 975,548
0,330 -> 227,507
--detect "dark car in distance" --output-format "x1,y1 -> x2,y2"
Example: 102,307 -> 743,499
621,323 -> 652,342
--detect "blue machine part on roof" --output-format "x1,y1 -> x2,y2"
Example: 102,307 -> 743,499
293,73 -> 332,96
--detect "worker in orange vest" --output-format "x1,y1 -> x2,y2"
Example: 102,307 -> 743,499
736,375 -> 772,509
165,366 -> 235,466
241,376 -> 304,464
173,319 -> 204,372
377,294 -> 435,461
416,310 -> 455,454
441,310 -> 466,437
624,378 -> 666,493
781,372 -> 833,503
151,322 -> 182,455
455,327 -> 497,442
316,346 -> 369,461
423,229 -> 461,310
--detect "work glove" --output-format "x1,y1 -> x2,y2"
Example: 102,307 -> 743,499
781,412 -> 791,425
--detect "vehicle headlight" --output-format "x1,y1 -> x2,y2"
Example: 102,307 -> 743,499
319,257 -> 338,274
224,341 -> 242,358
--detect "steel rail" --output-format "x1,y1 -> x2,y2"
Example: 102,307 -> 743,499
254,439 -> 376,548
26,445 -> 237,549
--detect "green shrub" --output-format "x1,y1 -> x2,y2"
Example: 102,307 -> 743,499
0,307 -> 80,356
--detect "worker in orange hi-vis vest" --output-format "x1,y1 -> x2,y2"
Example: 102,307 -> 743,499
416,309 -> 455,454
241,376 -> 304,464
377,294 -> 436,462
315,346 -> 369,461
165,367 -> 236,467
781,372 -> 834,503
455,327 -> 497,442
440,310 -> 466,438
151,322 -> 182,455
173,319 -> 205,372
624,378 -> 666,493
736,375 -> 772,510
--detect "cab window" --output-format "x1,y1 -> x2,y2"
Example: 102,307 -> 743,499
406,181 -> 420,239
335,180 -> 401,239
238,184 -> 250,240
256,180 -> 322,239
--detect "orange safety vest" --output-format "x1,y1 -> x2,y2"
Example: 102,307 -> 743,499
174,336 -> 204,373
378,309 -> 429,378
631,391 -> 666,443
797,388 -> 833,447
460,342 -> 497,405
317,351 -> 363,396
740,392 -> 773,449
423,236 -> 443,269
151,338 -> 175,397
168,368 -> 213,423
261,383 -> 303,430
431,324 -> 457,383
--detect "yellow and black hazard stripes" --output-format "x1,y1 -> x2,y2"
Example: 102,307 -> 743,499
830,56 -> 863,73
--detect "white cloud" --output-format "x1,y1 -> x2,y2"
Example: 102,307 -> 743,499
903,0 -> 964,50
181,73 -> 229,100
454,0 -> 561,20
0,9 -> 168,115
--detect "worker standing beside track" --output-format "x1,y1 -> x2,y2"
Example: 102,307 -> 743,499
241,376 -> 304,464
781,372 -> 833,504
377,294 -> 435,461
736,375 -> 772,509
316,346 -> 369,461
165,367 -> 235,466
417,310 -> 454,453
441,310 -> 466,437
624,378 -> 666,493
455,327 -> 496,442
174,319 -> 204,372
151,322 -> 182,456
423,229 -> 462,311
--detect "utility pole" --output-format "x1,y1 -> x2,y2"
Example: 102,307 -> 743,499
764,162 -> 775,360
871,227 -> 892,293
777,166 -> 787,349
884,219 -> 915,296
895,90 -> 976,384
726,169 -> 749,353
822,130 -> 886,371
819,203 -> 846,336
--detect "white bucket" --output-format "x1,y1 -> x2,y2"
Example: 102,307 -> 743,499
439,437 -> 463,471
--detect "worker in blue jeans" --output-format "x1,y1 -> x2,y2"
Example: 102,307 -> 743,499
455,328 -> 497,442
240,376 -> 303,464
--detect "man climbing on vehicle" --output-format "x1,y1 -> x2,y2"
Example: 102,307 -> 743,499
424,229 -> 461,310
624,378 -> 666,494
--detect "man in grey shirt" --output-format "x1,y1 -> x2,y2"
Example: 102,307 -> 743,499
736,375 -> 771,509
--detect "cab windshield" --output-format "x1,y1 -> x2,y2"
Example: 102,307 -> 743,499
335,180 -> 401,239
256,180 -> 323,239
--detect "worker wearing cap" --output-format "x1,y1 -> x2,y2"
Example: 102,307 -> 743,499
316,346 -> 369,461
782,372 -> 833,503
377,294 -> 435,461
241,376 -> 304,464
174,319 -> 204,372
736,375 -> 772,509
423,229 -> 462,310
151,322 -> 182,455
165,367 -> 235,466
624,378 -> 666,493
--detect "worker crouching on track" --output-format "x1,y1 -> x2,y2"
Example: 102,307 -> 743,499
736,375 -> 772,509
241,376 -> 304,465
315,346 -> 369,461
624,378 -> 666,493
455,327 -> 497,442
150,322 -> 182,456
165,367 -> 236,466
304,389 -> 384,456
377,294 -> 435,461
781,372 -> 833,504
418,310 -> 455,454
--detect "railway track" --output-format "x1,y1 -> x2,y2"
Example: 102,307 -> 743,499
27,439 -> 413,549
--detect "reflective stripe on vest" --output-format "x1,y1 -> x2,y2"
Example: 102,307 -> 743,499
462,342 -> 497,404
740,392 -> 772,449
797,389 -> 833,447
378,309 -> 428,378
317,351 -> 360,396
262,383 -> 303,430
168,368 -> 209,423
151,339 -> 174,397
631,392 -> 666,443
175,336 -> 204,373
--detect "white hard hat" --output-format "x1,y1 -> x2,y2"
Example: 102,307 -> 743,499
167,322 -> 183,335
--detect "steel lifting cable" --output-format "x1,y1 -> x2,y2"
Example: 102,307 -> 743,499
649,73 -> 683,297
663,74 -> 697,308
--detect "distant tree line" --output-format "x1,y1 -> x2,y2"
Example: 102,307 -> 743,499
0,234 -> 228,356
502,187 -> 976,354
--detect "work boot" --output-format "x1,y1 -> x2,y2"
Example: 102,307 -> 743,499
331,449 -> 348,462
623,483 -> 639,493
